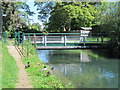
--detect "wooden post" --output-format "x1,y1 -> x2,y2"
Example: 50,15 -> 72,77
34,34 -> 37,48
64,35 -> 66,46
44,35 -> 46,46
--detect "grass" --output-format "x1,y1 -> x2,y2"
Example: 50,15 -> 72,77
0,41 -> 2,89
2,42 -> 18,88
22,56 -> 65,88
20,41 -> 73,88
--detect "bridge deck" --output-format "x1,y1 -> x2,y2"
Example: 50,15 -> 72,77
36,45 -> 108,50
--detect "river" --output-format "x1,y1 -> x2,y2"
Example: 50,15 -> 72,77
37,49 -> 118,88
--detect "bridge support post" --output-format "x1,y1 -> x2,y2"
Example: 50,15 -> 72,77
44,35 -> 47,46
64,35 -> 66,46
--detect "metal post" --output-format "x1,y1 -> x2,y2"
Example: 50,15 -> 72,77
14,32 -> 17,45
27,34 -> 30,57
64,35 -> 66,46
22,33 -> 24,53
18,31 -> 20,45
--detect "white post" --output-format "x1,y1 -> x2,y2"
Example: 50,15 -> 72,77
23,36 -> 26,40
62,36 -> 64,43
64,35 -> 66,46
42,36 -> 44,43
44,35 -> 46,46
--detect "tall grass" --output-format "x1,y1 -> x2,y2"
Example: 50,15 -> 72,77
2,43 -> 18,88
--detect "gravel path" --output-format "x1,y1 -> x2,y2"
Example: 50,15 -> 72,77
7,41 -> 32,88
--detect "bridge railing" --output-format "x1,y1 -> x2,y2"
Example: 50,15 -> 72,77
23,33 -> 109,46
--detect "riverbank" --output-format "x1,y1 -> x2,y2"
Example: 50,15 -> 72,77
19,41 -> 72,88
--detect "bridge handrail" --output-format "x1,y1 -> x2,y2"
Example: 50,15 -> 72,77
24,33 -> 105,35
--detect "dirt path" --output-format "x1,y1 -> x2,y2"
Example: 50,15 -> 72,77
7,41 -> 32,88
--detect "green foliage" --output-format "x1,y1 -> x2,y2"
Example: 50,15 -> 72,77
35,2 -> 98,32
2,2 -> 34,34
2,43 -> 18,88
96,2 -> 120,58
48,2 -> 96,31
21,40 -> 38,56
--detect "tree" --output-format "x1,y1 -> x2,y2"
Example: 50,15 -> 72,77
2,1 -> 34,34
96,2 -> 120,58
35,2 -> 99,32
32,23 -> 42,30
46,2 -> 98,32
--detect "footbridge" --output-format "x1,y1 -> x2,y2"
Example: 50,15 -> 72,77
21,33 -> 109,50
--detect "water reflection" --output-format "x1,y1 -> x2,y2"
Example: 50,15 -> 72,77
37,50 -> 118,88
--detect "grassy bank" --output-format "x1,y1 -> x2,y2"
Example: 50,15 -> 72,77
20,41 -> 71,88
2,42 -> 18,88
0,41 -> 2,89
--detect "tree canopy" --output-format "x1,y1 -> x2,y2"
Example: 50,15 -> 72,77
35,2 -> 100,32
2,1 -> 34,34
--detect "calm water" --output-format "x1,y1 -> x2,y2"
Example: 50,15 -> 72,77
37,50 -> 118,88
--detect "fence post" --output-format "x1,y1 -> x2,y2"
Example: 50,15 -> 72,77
17,31 -> 20,45
14,32 -> 17,45
22,33 -> 24,53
